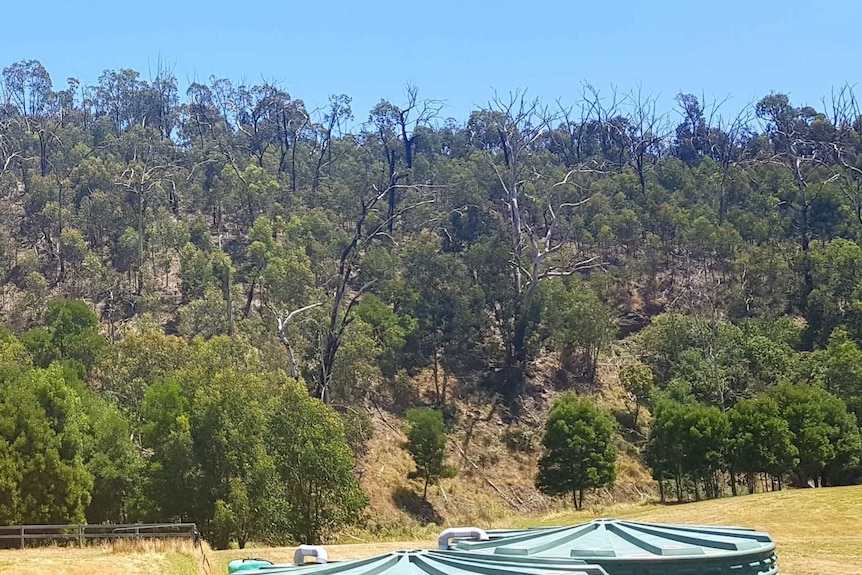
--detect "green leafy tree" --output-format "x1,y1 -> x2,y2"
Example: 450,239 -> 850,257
184,367 -> 278,538
209,474 -> 275,549
620,363 -> 655,429
179,243 -> 214,302
807,239 -> 862,346
177,287 -> 233,338
646,398 -> 728,501
0,364 -> 93,523
541,278 -> 615,383
394,232 -> 487,404
772,382 -> 862,487
267,380 -> 368,544
726,396 -> 798,494
822,329 -> 862,424
141,380 -> 200,521
22,298 -> 108,374
536,394 -> 617,510
99,330 -> 190,417
83,394 -> 149,523
403,408 -> 456,501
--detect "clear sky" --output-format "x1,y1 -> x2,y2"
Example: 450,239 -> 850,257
1,0 -> 859,124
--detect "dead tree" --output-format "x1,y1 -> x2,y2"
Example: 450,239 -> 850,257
481,91 -> 601,397
579,83 -> 626,169
114,138 -> 181,294
824,86 -> 862,227
370,85 -> 441,232
316,183 -> 435,403
707,100 -> 753,226
267,302 -> 323,379
626,88 -> 670,192
755,94 -> 836,302
312,94 -> 352,194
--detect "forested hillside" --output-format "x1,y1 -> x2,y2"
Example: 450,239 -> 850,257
2,59 -> 862,545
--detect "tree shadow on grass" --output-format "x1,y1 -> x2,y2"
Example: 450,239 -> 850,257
392,486 -> 444,525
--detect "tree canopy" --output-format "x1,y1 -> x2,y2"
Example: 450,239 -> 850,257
536,394 -> 617,509
4,59 -> 862,533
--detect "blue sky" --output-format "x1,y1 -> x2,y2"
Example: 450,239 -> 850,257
2,0 -> 860,125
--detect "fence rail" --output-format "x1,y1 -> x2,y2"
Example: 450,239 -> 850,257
0,523 -> 199,549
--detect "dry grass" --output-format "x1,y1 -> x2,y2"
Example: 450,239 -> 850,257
354,354 -> 657,538
221,486 -> 862,575
0,539 -> 209,575
2,487 -> 858,575
357,400 -> 548,538
504,485 -> 862,575
216,486 -> 862,575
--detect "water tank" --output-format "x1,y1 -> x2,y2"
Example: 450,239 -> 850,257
450,518 -> 778,575
230,549 -> 609,575
228,558 -> 274,573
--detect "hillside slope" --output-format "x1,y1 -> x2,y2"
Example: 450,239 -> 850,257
352,356 -> 655,538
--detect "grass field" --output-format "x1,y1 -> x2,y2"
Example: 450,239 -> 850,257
0,540 -> 205,575
523,485 -> 862,575
2,486 -> 860,575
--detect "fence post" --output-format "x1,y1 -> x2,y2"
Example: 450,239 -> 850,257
19,525 -> 24,549
78,524 -> 84,548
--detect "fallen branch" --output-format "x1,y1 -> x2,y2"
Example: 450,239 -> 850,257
452,440 -> 521,511
453,441 -> 478,470
486,479 -> 521,511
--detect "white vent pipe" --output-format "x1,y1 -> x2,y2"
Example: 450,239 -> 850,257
438,527 -> 489,549
294,545 -> 328,564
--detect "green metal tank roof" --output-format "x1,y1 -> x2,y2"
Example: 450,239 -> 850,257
450,519 -> 778,575
484,527 -> 555,539
233,549 -> 609,575
443,527 -> 549,548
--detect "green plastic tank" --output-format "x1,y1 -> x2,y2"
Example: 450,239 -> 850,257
228,558 -> 275,573
230,549 -> 609,575
449,518 -> 779,575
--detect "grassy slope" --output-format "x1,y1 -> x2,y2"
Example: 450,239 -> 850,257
214,485 -> 862,575
0,541 -> 205,575
354,357 -> 655,538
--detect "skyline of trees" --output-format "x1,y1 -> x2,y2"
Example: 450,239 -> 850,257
4,58 -> 862,537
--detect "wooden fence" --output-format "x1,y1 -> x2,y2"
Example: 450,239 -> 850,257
0,523 -> 199,549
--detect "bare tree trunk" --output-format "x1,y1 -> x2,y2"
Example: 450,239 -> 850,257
269,302 -> 323,380
223,268 -> 234,336
57,178 -> 65,282
433,347 -> 441,405
243,277 -> 257,317
137,191 -> 145,295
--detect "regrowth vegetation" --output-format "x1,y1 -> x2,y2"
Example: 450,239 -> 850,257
4,60 -> 862,539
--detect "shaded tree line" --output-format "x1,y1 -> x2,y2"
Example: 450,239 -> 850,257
632,314 -> 862,501
0,298 -> 366,547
